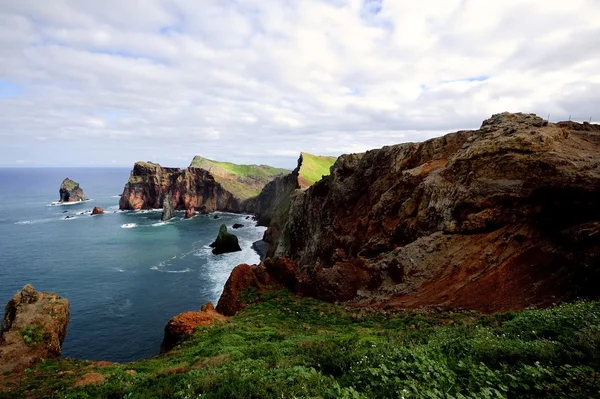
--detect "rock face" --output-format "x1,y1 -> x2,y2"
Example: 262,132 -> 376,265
91,207 -> 104,215
119,162 -> 240,213
59,178 -> 87,203
161,192 -> 175,221
218,113 -> 600,314
161,302 -> 226,353
210,225 -> 242,255
184,208 -> 196,219
0,284 -> 70,373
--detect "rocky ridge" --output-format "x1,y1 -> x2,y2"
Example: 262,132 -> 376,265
218,113 -> 600,315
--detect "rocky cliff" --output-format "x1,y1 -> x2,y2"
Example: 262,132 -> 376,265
59,178 -> 87,203
119,162 -> 240,212
0,285 -> 70,372
218,113 -> 600,315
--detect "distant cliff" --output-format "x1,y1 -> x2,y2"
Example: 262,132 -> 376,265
119,161 -> 239,212
189,156 -> 289,201
218,113 -> 600,315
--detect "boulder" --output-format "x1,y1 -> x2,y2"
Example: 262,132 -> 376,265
91,207 -> 104,215
161,302 -> 227,353
0,284 -> 70,373
232,223 -> 244,229
59,178 -> 87,203
185,208 -> 196,219
210,225 -> 242,255
161,192 -> 175,221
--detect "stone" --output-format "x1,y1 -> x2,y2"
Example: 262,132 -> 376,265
91,207 -> 104,215
184,208 -> 196,219
161,302 -> 227,353
232,223 -> 244,229
210,225 -> 242,255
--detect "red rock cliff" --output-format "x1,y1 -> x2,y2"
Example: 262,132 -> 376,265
219,113 -> 600,314
119,161 -> 240,212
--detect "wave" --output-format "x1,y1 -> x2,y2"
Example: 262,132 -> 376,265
151,221 -> 166,227
62,216 -> 79,221
15,218 -> 55,225
114,268 -> 125,273
48,199 -> 92,206
121,223 -> 137,229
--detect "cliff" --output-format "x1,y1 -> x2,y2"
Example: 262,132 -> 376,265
0,285 -> 69,373
219,113 -> 600,315
119,161 -> 240,212
189,156 -> 289,201
59,178 -> 87,203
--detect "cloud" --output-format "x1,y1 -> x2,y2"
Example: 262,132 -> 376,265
1,0 -> 599,168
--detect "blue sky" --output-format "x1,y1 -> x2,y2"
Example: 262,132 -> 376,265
1,0 -> 599,168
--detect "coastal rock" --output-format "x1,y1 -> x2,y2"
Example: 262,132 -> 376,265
59,178 -> 87,203
232,223 -> 244,229
251,240 -> 270,261
119,162 -> 239,213
0,284 -> 70,373
184,208 -> 196,219
218,113 -> 600,314
161,192 -> 175,221
216,264 -> 283,316
91,207 -> 104,215
160,302 -> 226,353
210,225 -> 242,255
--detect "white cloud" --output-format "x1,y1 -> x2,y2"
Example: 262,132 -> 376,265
0,0 -> 599,168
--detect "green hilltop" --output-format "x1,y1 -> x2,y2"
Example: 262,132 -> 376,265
298,152 -> 337,188
189,156 -> 289,201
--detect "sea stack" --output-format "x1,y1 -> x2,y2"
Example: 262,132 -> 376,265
59,178 -> 87,203
161,192 -> 175,221
91,207 -> 104,215
210,224 -> 242,255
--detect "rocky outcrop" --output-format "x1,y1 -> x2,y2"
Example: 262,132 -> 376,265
59,178 -> 87,203
0,284 -> 70,372
232,223 -> 244,229
91,207 -> 104,215
218,113 -> 600,314
119,162 -> 239,213
161,192 -> 175,221
184,208 -> 196,219
210,225 -> 242,255
161,302 -> 226,353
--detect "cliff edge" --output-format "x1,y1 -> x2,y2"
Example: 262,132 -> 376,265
219,113 -> 600,315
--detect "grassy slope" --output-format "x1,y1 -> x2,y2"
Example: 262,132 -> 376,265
298,152 -> 337,186
4,293 -> 599,399
189,156 -> 289,200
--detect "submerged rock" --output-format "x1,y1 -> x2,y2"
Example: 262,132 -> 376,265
210,224 -> 242,255
59,178 -> 87,203
0,284 -> 70,373
232,223 -> 244,229
161,192 -> 175,221
91,207 -> 104,215
161,302 -> 226,353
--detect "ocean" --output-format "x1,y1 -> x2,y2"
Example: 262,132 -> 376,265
0,168 -> 265,362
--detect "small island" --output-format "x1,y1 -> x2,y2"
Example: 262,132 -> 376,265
58,178 -> 88,203
210,224 -> 242,255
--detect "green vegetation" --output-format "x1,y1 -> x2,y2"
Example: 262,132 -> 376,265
60,178 -> 79,191
3,294 -> 600,398
189,156 -> 289,200
18,326 -> 47,346
298,152 -> 337,187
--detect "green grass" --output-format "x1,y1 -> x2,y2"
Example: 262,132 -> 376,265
189,156 -> 290,200
3,294 -> 600,398
18,326 -> 47,346
298,152 -> 337,186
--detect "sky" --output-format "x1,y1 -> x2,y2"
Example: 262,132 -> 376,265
1,0 -> 599,168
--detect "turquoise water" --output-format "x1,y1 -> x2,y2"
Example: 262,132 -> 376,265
0,168 -> 264,362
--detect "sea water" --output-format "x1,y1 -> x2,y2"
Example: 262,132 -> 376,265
0,168 -> 264,362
